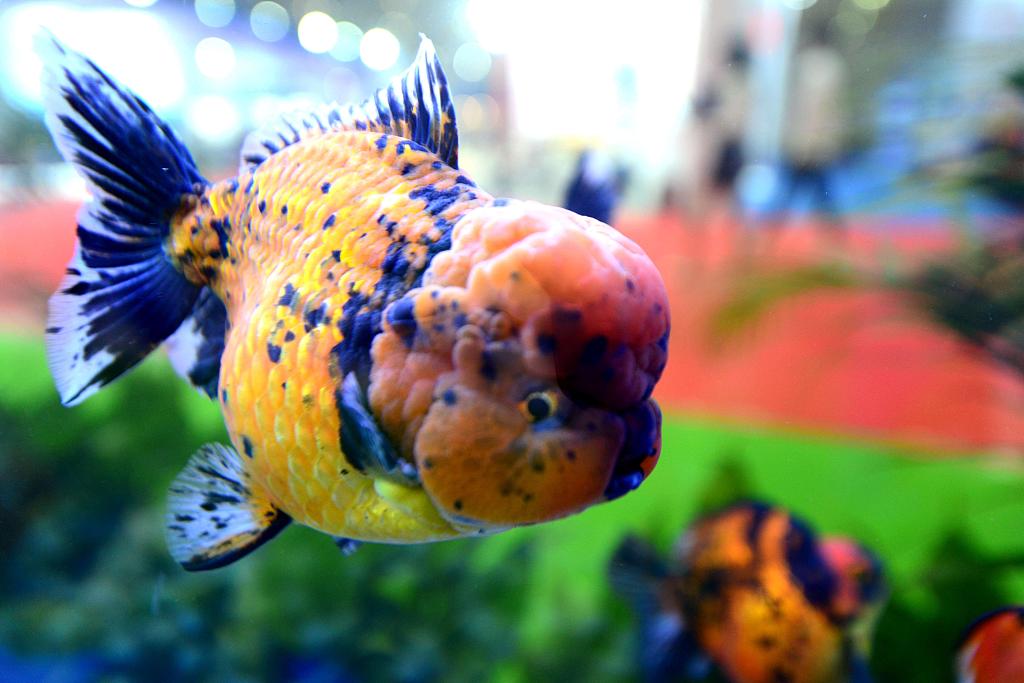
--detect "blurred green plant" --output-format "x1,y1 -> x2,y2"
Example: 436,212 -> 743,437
2,333 -> 1024,683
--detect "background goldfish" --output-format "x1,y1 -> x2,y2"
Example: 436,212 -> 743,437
610,501 -> 885,683
39,33 -> 669,570
957,607 -> 1024,683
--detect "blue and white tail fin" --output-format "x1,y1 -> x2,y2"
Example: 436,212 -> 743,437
37,33 -> 208,405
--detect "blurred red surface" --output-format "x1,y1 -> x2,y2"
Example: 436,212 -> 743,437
3,200 -> 1023,452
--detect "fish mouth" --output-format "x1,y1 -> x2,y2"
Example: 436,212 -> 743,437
603,399 -> 661,500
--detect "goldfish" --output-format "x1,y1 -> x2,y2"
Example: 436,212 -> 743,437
610,502 -> 885,683
39,34 -> 670,571
957,607 -> 1024,683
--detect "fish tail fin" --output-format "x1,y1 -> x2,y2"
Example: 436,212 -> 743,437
166,443 -> 291,571
37,32 -> 208,405
610,536 -> 710,682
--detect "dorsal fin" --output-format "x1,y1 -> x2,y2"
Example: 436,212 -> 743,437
240,35 -> 458,173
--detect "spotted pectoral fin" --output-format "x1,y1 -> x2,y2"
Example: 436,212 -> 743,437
337,372 -> 419,486
165,443 -> 290,571
239,35 -> 458,172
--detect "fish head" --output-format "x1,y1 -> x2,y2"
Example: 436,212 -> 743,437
370,199 -> 670,528
819,540 -> 884,630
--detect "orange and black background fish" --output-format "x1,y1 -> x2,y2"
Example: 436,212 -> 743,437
610,502 -> 885,683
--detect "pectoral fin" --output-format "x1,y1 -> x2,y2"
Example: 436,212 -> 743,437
337,372 -> 419,486
165,443 -> 290,571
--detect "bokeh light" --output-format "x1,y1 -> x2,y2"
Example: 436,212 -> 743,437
194,36 -> 236,80
330,21 -> 363,62
781,0 -> 818,9
0,3 -> 185,111
452,42 -> 491,82
250,1 -> 289,42
297,11 -> 338,54
186,94 -> 241,143
123,0 -> 158,7
360,27 -> 400,71
465,0 -> 517,53
194,0 -> 235,28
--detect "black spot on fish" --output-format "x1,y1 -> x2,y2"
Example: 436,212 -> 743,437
409,183 -> 465,216
175,514 -> 195,522
381,242 -> 410,278
455,174 -> 475,187
258,200 -> 266,213
281,205 -> 288,216
554,308 -> 583,324
580,336 -> 608,365
454,499 -> 463,511
304,303 -> 327,332
376,135 -> 388,150
321,182 -> 331,193
323,215 -> 336,230
242,436 -> 254,458
401,163 -> 416,175
625,278 -> 636,292
443,389 -> 457,405
331,250 -> 341,261
278,283 -> 297,308
45,326 -> 61,334
267,342 -> 282,363
480,351 -> 497,381
284,330 -> 295,342
385,297 -> 417,347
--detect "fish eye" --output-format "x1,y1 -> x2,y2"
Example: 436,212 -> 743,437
522,390 -> 557,423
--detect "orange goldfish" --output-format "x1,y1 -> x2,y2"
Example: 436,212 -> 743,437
957,607 -> 1024,683
610,502 -> 885,683
39,34 -> 669,570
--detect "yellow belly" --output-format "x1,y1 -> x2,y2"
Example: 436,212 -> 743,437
204,130 -> 488,542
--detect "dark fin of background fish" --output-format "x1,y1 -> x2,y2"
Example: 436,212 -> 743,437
165,288 -> 227,398
166,443 -> 290,571
846,651 -> 874,683
37,33 -> 207,406
609,536 -> 711,682
338,372 -> 420,486
239,35 -> 458,172
333,537 -> 361,556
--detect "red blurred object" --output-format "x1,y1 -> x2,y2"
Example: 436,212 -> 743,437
957,607 -> 1024,683
4,201 -> 1024,452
